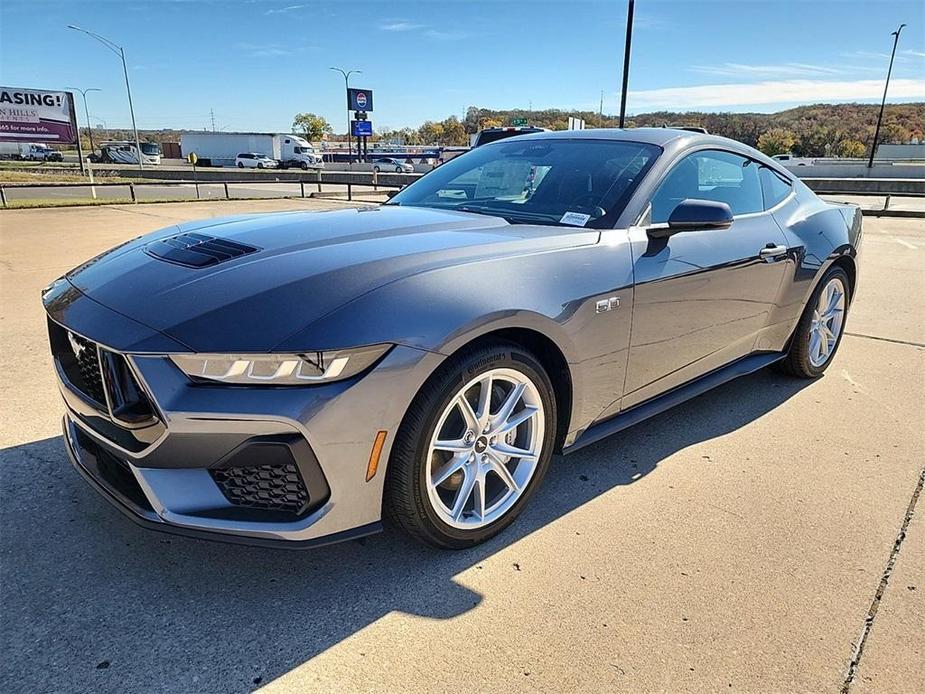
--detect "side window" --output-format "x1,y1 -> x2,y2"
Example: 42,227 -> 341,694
650,150 -> 763,223
760,166 -> 793,209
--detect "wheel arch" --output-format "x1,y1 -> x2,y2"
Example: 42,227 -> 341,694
420,326 -> 574,453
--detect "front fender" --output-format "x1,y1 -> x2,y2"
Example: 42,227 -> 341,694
277,238 -> 637,439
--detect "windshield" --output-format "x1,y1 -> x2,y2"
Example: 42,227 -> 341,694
141,143 -> 160,155
388,138 -> 660,227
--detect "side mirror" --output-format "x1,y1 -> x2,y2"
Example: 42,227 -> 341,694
648,199 -> 734,238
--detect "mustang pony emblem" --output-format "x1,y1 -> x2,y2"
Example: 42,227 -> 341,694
67,331 -> 87,358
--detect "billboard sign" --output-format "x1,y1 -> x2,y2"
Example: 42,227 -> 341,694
0,87 -> 79,144
347,88 -> 373,112
351,120 -> 373,137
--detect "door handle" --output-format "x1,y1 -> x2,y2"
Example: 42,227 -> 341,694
759,244 -> 788,262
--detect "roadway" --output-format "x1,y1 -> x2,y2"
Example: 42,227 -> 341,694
0,199 -> 922,693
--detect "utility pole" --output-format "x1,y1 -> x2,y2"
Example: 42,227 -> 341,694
330,66 -> 361,166
868,23 -> 906,168
68,25 -> 144,170
67,86 -> 101,152
210,108 -> 216,132
618,0 -> 635,128
599,89 -> 604,128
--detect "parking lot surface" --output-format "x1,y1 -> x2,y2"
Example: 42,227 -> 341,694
1,201 -> 922,693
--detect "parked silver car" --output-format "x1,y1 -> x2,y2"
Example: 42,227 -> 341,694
373,157 -> 414,173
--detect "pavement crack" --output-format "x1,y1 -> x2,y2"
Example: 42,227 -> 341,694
844,332 -> 925,348
841,466 -> 925,693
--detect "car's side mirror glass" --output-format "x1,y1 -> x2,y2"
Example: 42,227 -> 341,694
648,199 -> 734,238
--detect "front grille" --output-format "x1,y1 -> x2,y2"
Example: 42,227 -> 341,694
145,232 -> 260,268
48,319 -> 156,424
73,334 -> 106,404
49,322 -> 107,406
210,464 -> 309,514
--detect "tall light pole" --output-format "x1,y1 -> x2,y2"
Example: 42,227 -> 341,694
330,66 -> 361,166
618,0 -> 635,128
67,25 -> 144,170
868,23 -> 906,168
67,86 -> 101,152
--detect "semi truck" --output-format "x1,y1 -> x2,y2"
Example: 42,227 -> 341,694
0,142 -> 63,161
179,132 -> 323,169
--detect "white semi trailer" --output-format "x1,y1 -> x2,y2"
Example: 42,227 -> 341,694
180,132 -> 323,169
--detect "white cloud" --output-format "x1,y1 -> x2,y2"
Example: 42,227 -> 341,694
235,42 -> 293,57
379,21 -> 425,31
265,4 -> 304,15
690,62 -> 844,78
423,29 -> 469,41
902,49 -> 925,58
628,78 -> 925,109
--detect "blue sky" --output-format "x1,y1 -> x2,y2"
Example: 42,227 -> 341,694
1,0 -> 923,132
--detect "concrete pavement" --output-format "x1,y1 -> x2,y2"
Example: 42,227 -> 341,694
0,201 -> 922,693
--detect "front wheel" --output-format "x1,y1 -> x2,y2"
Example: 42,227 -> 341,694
778,266 -> 850,378
300,161 -> 308,170
385,342 -> 557,549
395,166 -> 404,173
237,162 -> 244,168
373,166 -> 380,173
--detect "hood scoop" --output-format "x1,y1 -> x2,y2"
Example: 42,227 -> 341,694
145,232 -> 260,269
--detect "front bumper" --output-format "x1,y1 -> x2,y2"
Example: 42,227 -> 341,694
46,284 -> 444,547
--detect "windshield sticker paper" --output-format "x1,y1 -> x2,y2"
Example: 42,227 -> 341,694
560,211 -> 591,226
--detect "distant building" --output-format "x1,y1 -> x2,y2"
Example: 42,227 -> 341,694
875,143 -> 925,160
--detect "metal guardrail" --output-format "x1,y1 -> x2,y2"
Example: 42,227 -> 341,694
0,171 -> 421,208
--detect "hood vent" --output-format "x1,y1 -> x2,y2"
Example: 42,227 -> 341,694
145,232 -> 260,268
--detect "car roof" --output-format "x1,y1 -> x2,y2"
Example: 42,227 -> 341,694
512,127 -> 721,146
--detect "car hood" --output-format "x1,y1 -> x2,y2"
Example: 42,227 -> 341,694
66,205 -> 598,352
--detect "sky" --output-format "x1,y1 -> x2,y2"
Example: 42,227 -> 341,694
1,0 -> 923,133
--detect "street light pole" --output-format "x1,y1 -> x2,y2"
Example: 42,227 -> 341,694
67,25 -> 144,170
330,66 -> 361,167
868,23 -> 906,168
67,86 -> 101,152
618,0 -> 635,128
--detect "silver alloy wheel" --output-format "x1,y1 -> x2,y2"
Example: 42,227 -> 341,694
425,367 -> 545,530
809,276 -> 847,367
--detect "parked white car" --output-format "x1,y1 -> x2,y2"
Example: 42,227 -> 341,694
373,158 -> 414,173
235,153 -> 277,169
772,153 -> 815,166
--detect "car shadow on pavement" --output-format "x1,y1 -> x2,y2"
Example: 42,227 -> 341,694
0,369 -> 811,693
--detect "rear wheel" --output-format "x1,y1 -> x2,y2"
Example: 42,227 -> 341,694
385,342 -> 557,549
778,266 -> 850,378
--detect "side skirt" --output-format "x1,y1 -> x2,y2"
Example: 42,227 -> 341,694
563,351 -> 786,453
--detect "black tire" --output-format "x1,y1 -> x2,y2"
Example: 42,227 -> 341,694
777,266 -> 850,378
257,163 -> 264,169
385,342 -> 558,549
300,161 -> 308,170
373,166 -> 381,173
237,162 -> 244,168
395,166 -> 403,173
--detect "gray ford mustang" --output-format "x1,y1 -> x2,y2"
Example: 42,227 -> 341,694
43,129 -> 861,549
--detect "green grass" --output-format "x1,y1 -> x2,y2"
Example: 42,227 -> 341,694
0,170 -> 139,184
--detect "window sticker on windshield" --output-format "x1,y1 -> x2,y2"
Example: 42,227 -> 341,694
560,211 -> 591,227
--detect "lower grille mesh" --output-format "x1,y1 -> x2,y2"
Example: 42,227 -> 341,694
210,464 -> 309,514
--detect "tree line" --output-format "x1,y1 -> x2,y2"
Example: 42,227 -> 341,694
72,102 -> 923,159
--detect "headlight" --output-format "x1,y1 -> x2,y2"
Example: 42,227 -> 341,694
170,344 -> 392,385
